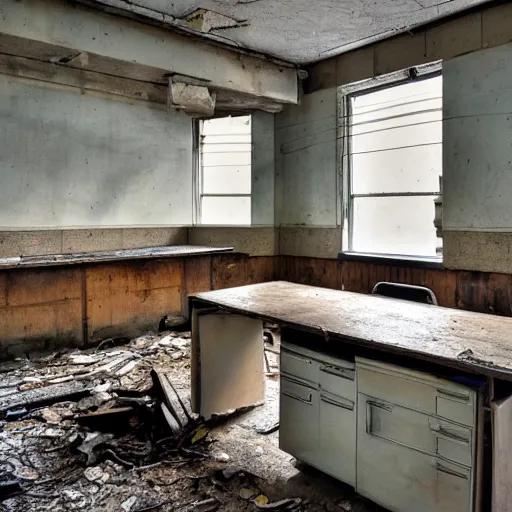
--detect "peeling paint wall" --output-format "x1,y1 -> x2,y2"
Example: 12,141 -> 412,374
0,75 -> 193,229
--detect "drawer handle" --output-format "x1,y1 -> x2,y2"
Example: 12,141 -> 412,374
429,420 -> 470,444
435,462 -> 469,480
320,365 -> 355,381
320,394 -> 354,411
282,351 -> 313,364
282,391 -> 313,405
366,400 -> 393,435
437,388 -> 470,402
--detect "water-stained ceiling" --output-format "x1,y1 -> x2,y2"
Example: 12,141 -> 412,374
92,0 -> 490,63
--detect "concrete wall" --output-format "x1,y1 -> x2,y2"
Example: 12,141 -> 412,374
0,75 -> 193,230
252,112 -> 275,227
274,88 -> 340,258
443,43 -> 512,272
307,3 -> 512,92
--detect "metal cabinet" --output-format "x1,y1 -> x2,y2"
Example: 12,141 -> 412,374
356,357 -> 477,512
319,390 -> 356,485
280,376 -> 320,467
280,343 -> 356,486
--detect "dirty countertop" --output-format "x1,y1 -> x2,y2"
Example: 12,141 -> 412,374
191,281 -> 512,380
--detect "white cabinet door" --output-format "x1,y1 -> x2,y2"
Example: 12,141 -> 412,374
319,391 -> 356,486
280,377 -> 319,466
357,393 -> 473,512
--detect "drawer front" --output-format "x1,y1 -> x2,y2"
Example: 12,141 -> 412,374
318,360 -> 355,400
364,395 -> 474,467
357,425 -> 472,512
358,392 -> 473,512
280,377 -> 319,466
357,358 -> 476,427
281,346 -> 319,384
319,391 -> 356,486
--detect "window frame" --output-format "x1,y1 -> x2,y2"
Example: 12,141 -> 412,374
195,115 -> 252,226
339,62 -> 443,261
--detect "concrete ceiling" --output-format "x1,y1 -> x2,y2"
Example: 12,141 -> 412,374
94,0 -> 490,64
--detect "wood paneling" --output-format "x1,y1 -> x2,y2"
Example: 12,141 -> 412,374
183,256 -> 212,316
5,252 -> 512,358
0,268 -> 83,357
456,271 -> 512,317
212,254 -> 248,290
247,256 -> 276,284
85,259 -> 184,342
6,267 -> 82,306
280,256 -> 512,318
341,262 -> 458,309
279,256 -> 341,290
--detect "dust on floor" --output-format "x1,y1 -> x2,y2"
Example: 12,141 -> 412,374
0,331 -> 379,512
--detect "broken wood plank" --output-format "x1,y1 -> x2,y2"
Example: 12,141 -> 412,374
152,370 -> 192,428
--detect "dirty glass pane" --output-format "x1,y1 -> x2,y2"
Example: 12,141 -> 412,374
352,196 -> 438,257
351,145 -> 441,195
203,166 -> 251,194
201,196 -> 251,225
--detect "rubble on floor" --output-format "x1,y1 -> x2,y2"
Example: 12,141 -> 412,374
0,330 -> 378,512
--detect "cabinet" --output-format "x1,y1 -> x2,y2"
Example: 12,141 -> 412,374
279,348 -> 481,512
280,376 -> 320,467
356,357 -> 478,512
280,343 -> 356,486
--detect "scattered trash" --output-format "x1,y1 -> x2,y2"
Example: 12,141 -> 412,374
40,407 -> 62,424
254,494 -> 270,506
0,328 -> 362,512
191,427 -> 210,445
83,466 -> 110,483
240,487 -> 259,500
121,495 -> 138,511
213,451 -> 230,463
256,422 -> 280,435
13,467 -> 39,481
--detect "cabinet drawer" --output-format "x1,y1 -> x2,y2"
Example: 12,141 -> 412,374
356,357 -> 476,427
280,377 -> 319,467
364,396 -> 474,467
318,361 -> 355,400
281,344 -> 319,384
357,425 -> 473,512
319,391 -> 356,486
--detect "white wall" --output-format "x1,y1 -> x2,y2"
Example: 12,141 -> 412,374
0,75 -> 193,228
275,88 -> 338,227
444,43 -> 512,232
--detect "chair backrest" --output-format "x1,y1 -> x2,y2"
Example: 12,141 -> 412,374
371,282 -> 438,305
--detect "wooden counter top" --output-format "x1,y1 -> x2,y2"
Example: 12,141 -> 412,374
191,281 -> 512,380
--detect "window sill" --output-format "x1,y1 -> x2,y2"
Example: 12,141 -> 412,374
338,251 -> 443,269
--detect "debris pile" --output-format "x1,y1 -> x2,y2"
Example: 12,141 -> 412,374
0,330 -> 373,511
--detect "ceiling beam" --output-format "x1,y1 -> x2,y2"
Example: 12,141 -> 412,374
0,0 -> 298,104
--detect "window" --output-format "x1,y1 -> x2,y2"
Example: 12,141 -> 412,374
198,115 -> 252,225
343,72 -> 442,259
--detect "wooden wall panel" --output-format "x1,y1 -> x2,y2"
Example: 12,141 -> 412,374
280,256 -> 512,318
0,267 -> 83,357
341,262 -> 458,309
212,254 -> 248,290
183,256 -> 212,316
0,253 -> 281,358
247,256 -> 276,285
85,259 -> 184,342
456,271 -> 512,317
0,272 -> 7,307
279,256 -> 341,289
